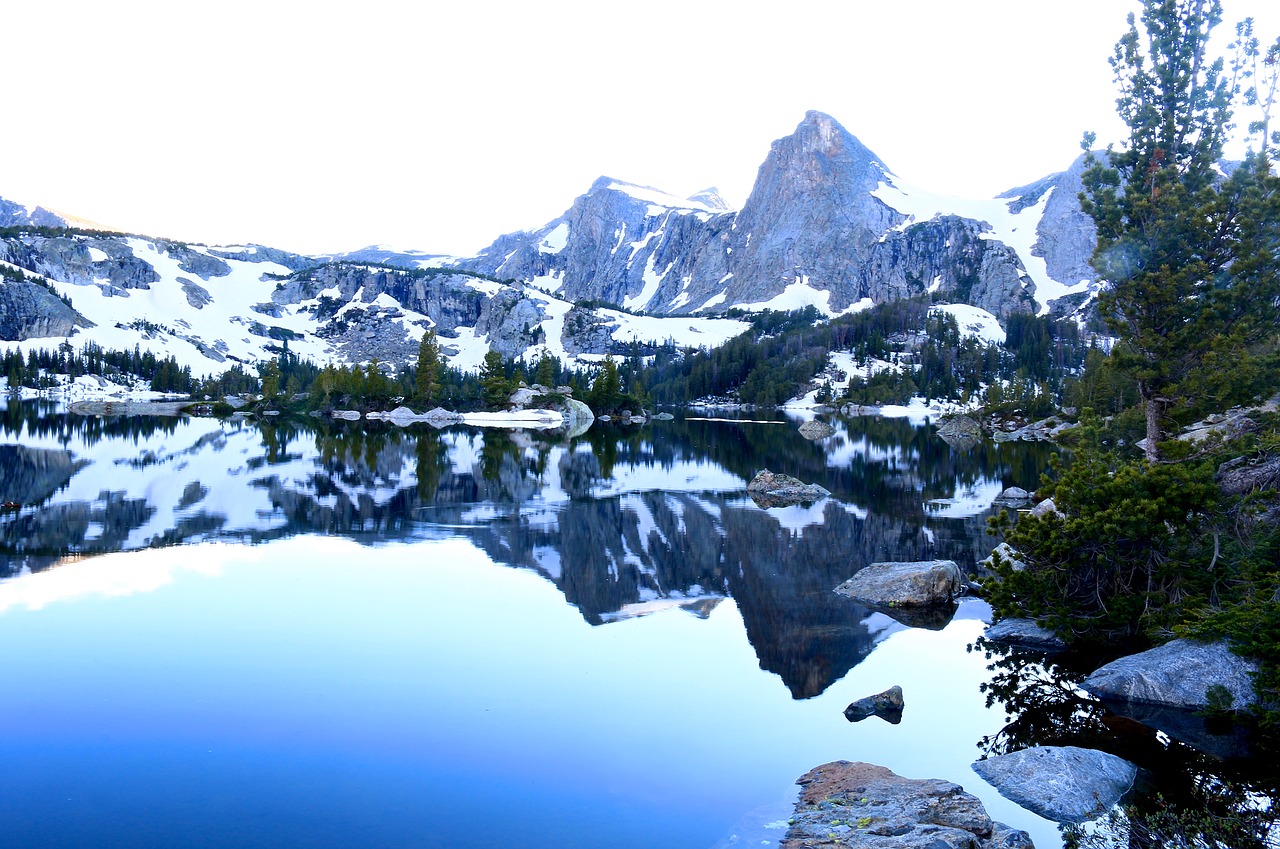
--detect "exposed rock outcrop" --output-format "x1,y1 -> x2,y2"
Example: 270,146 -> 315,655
835,560 -> 964,607
783,761 -> 1034,848
0,279 -> 88,340
972,746 -> 1136,824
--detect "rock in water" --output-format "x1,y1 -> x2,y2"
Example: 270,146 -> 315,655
798,419 -> 836,440
1081,639 -> 1260,711
835,560 -> 964,607
983,619 -> 1067,651
783,760 -> 1034,848
936,415 -> 983,449
971,746 -> 1137,824
746,469 -> 830,507
844,686 -> 904,724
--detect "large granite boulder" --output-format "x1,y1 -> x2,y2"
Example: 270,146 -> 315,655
835,560 -> 964,607
971,746 -> 1137,824
782,761 -> 1034,848
1082,638 -> 1260,711
746,469 -> 830,507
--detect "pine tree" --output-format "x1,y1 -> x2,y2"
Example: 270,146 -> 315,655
1080,0 -> 1280,461
479,349 -> 510,409
415,330 -> 442,409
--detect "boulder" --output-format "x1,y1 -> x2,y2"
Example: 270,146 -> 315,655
844,686 -> 904,724
798,419 -> 836,440
1029,498 -> 1064,519
422,407 -> 465,427
507,386 -> 538,408
1081,638 -> 1260,711
746,469 -> 830,507
980,542 -> 1028,573
559,397 -> 595,438
835,560 -> 964,607
783,761 -> 1034,849
971,746 -> 1137,824
983,619 -> 1067,651
936,415 -> 983,449
996,486 -> 1032,502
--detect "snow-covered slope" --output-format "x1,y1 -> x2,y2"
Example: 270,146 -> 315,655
0,110 -> 1103,376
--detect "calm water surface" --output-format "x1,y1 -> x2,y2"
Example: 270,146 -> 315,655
1,401 -> 1067,847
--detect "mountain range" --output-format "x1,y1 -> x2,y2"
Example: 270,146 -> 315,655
0,111 -> 1100,376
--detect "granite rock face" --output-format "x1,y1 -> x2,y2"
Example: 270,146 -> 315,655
998,151 -> 1101,314
462,112 -> 1047,322
1081,639 -> 1260,711
972,746 -> 1137,824
0,278 -> 88,340
783,760 -> 1034,848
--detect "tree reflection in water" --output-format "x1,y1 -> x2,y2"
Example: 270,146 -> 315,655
973,637 -> 1280,848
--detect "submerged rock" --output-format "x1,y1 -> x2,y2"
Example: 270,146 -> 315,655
844,686 -> 904,724
983,619 -> 1067,651
1081,638 -> 1260,711
835,560 -> 964,607
783,760 -> 1034,848
746,469 -> 830,507
971,746 -> 1137,824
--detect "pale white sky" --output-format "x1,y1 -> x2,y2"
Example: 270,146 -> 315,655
4,1 -> 1278,257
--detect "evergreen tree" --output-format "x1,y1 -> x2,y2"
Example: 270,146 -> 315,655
1080,0 -> 1280,461
479,349 -> 510,409
589,355 -> 623,413
415,330 -> 443,409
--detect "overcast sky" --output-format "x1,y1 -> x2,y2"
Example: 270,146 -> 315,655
5,1 -> 1278,257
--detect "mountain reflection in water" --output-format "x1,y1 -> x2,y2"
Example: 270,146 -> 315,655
0,400 -> 1052,701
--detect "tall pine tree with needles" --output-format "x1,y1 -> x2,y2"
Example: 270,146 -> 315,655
1080,0 -> 1280,462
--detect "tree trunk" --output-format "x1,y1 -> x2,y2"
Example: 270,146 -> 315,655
1141,384 -> 1163,463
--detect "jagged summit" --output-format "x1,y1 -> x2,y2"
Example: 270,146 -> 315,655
687,187 -> 730,211
585,177 -> 729,214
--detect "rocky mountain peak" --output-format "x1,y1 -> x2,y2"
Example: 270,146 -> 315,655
687,187 -> 730,211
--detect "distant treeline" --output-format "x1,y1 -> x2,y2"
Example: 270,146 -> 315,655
637,298 -> 1093,411
3,342 -> 198,393
9,299 -> 1108,420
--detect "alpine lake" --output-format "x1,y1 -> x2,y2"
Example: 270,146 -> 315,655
0,399 -> 1272,849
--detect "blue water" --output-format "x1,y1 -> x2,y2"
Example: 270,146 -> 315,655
0,537 -> 1059,848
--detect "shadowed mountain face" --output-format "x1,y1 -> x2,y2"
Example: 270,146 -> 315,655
0,401 -> 1054,697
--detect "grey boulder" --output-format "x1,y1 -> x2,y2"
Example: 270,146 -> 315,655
972,746 -> 1137,824
1082,638 -> 1259,711
844,685 -> 904,724
836,560 -> 964,607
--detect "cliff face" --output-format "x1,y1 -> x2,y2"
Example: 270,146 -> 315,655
463,111 -> 1065,323
0,279 -> 87,341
